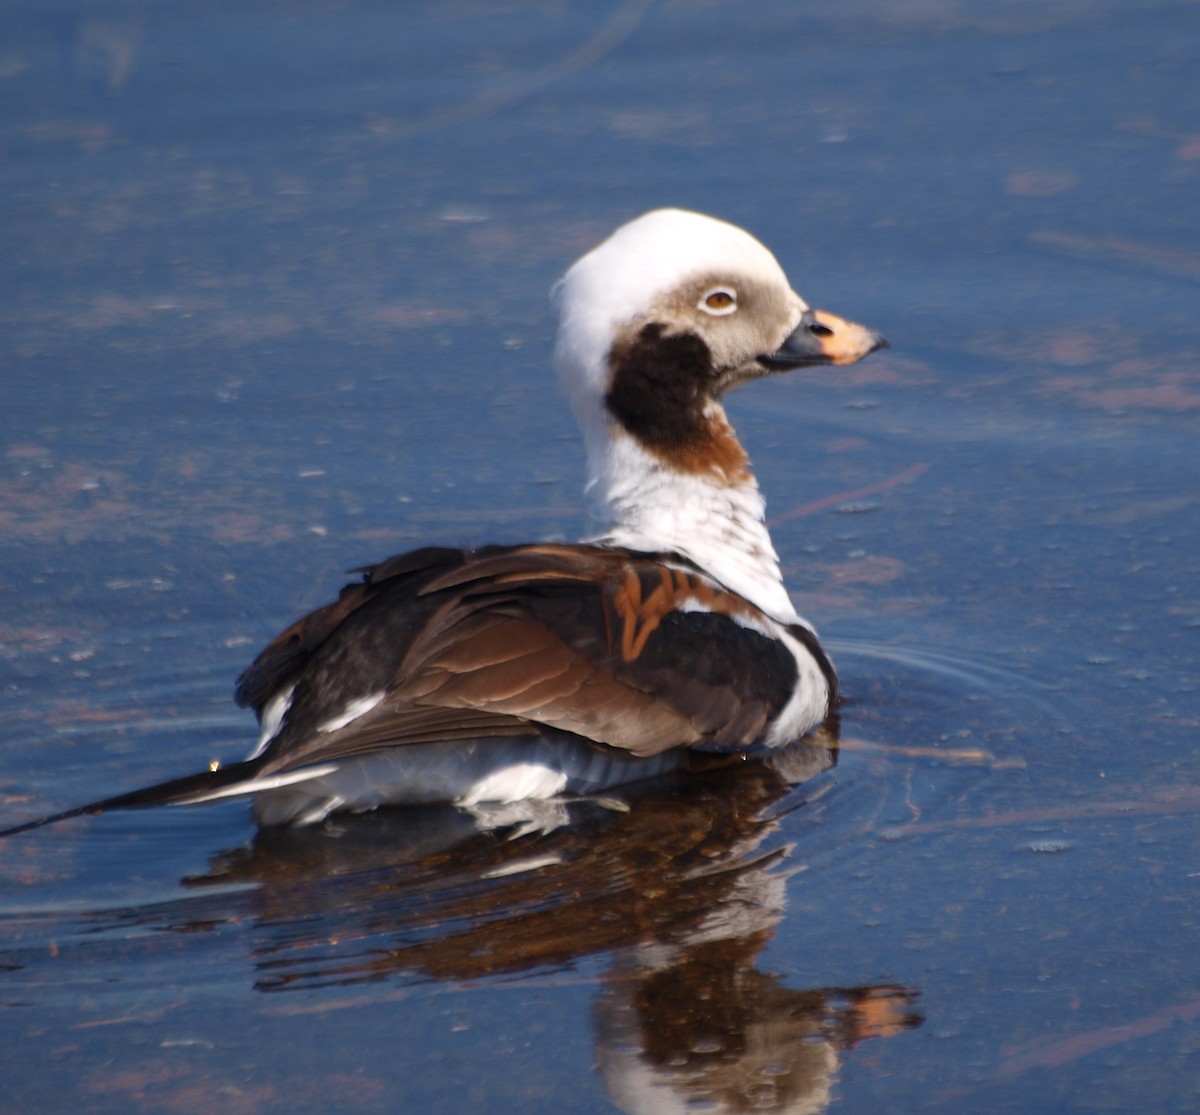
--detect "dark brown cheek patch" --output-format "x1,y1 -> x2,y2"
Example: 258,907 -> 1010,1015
606,323 -> 710,445
605,323 -> 749,479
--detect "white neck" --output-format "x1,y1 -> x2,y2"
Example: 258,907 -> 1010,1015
582,425 -> 799,624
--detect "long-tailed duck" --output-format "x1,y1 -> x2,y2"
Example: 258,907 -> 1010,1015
3,209 -> 885,835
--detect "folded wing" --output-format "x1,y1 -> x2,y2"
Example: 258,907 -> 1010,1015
242,544 -> 807,779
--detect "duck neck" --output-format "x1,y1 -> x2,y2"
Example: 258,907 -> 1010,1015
585,425 -> 799,624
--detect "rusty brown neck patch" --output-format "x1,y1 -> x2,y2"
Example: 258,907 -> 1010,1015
605,322 -> 750,481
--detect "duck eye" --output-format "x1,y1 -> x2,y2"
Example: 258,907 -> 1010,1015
699,288 -> 737,315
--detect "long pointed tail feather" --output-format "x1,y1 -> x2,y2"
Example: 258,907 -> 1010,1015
0,760 -> 268,839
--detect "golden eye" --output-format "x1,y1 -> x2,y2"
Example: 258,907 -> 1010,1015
699,287 -> 737,315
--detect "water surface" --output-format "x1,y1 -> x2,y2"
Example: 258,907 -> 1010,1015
2,1 -> 1199,1111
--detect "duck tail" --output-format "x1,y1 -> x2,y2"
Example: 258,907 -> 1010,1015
0,759 -> 264,839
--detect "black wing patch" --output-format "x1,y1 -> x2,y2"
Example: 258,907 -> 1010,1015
234,546 -> 466,710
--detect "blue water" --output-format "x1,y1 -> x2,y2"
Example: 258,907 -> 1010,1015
2,1 -> 1199,1111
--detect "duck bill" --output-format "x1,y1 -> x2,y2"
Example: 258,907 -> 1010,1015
759,309 -> 889,370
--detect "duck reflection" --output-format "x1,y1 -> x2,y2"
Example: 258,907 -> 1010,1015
598,941 -> 917,1115
175,727 -> 919,1113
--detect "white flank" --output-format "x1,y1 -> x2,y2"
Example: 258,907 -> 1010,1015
763,626 -> 830,747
